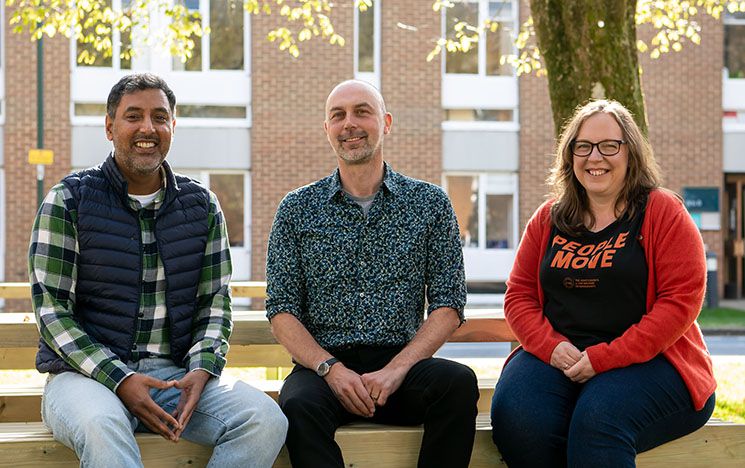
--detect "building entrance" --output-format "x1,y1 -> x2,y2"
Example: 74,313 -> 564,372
724,174 -> 745,298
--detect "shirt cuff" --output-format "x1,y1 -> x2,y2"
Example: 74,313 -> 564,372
186,351 -> 226,377
427,302 -> 466,324
266,303 -> 303,321
94,360 -> 135,393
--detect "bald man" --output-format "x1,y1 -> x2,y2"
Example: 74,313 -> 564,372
265,80 -> 479,468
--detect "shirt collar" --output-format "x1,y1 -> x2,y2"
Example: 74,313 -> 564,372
325,162 -> 400,201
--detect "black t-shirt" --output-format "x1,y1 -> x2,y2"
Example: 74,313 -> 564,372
540,209 -> 648,350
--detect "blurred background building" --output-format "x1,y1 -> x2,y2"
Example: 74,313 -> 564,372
1,0 -> 743,309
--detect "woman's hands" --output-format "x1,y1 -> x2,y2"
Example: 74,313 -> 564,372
550,341 -> 582,371
550,341 -> 597,383
564,353 -> 596,383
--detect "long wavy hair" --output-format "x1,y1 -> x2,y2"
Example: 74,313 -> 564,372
548,100 -> 661,235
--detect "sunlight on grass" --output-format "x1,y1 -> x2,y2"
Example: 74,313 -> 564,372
698,308 -> 745,329
711,357 -> 745,423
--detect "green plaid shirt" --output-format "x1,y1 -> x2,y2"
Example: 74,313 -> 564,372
29,182 -> 232,392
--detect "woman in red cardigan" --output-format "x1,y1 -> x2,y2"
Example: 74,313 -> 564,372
491,100 -> 716,467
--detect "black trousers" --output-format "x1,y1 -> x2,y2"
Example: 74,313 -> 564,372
278,345 -> 479,468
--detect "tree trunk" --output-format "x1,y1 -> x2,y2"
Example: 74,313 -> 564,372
530,0 -> 647,136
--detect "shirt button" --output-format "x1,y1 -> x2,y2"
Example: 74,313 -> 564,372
359,292 -> 365,298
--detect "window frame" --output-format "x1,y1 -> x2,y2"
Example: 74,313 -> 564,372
0,6 -> 5,125
70,0 -> 252,128
724,10 -> 745,80
443,171 -> 519,282
179,169 -> 252,280
442,0 -> 517,78
724,12 -> 745,130
354,0 -> 381,89
443,172 -> 519,251
441,0 -> 518,125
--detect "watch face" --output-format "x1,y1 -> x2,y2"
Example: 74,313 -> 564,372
317,362 -> 329,376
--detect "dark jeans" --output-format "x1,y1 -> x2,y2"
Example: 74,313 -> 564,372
279,345 -> 479,468
491,350 -> 715,468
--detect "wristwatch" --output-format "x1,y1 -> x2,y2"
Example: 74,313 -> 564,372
316,357 -> 340,377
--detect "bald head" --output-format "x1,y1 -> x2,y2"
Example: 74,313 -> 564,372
323,80 -> 392,165
325,80 -> 387,117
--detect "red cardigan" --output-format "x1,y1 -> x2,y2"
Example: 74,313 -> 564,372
504,189 -> 716,410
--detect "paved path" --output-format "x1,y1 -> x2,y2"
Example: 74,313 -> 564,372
437,334 -> 745,359
718,299 -> 745,311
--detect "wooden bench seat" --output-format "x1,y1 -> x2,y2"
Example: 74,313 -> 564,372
1,281 -> 744,466
2,416 -> 743,467
0,379 -> 500,422
0,310 -> 514,369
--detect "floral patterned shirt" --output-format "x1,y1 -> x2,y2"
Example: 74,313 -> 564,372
266,163 -> 466,350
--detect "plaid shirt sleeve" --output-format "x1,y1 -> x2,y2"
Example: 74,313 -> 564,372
29,184 -> 133,392
184,191 -> 232,376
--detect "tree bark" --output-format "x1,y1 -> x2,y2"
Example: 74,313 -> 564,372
530,0 -> 647,136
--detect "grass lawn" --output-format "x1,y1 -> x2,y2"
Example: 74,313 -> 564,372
710,356 -> 745,423
698,307 -> 745,329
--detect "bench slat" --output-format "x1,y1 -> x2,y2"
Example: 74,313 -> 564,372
0,348 -> 37,370
0,345 -> 293,370
0,380 -> 497,422
2,418 -> 743,467
0,310 -> 515,371
0,281 -> 269,301
0,311 -> 512,348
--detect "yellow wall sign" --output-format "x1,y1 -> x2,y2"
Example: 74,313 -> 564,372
28,149 -> 54,165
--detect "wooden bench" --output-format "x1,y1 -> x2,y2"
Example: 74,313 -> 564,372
0,282 -> 743,466
2,417 -> 743,467
0,309 -> 509,422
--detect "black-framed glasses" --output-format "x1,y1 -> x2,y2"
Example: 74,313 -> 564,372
570,139 -> 627,157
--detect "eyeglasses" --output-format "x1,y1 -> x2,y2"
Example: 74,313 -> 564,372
570,139 -> 627,157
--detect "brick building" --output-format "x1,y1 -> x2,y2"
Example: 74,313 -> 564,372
1,1 -> 743,310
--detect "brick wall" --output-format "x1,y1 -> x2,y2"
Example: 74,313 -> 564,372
518,0 -> 555,229
380,1 -> 441,184
251,2 -> 444,282
250,6 -> 353,282
4,18 -> 71,311
0,1 -> 727,303
639,15 -> 724,292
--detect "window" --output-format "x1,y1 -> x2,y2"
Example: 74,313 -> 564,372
180,170 -> 251,279
173,0 -> 245,71
445,108 -> 513,122
448,175 -> 479,247
208,173 -> 245,248
486,193 -> 513,248
76,0 -> 132,70
73,102 -> 246,119
0,6 -> 5,124
441,0 -> 517,114
446,173 -> 516,250
71,0 -> 251,127
445,0 -> 514,76
725,10 -> 745,79
354,0 -> 380,88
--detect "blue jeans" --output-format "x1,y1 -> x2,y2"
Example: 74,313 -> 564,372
491,350 -> 715,468
41,358 -> 288,468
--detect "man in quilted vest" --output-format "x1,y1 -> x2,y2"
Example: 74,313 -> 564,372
28,73 -> 287,468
